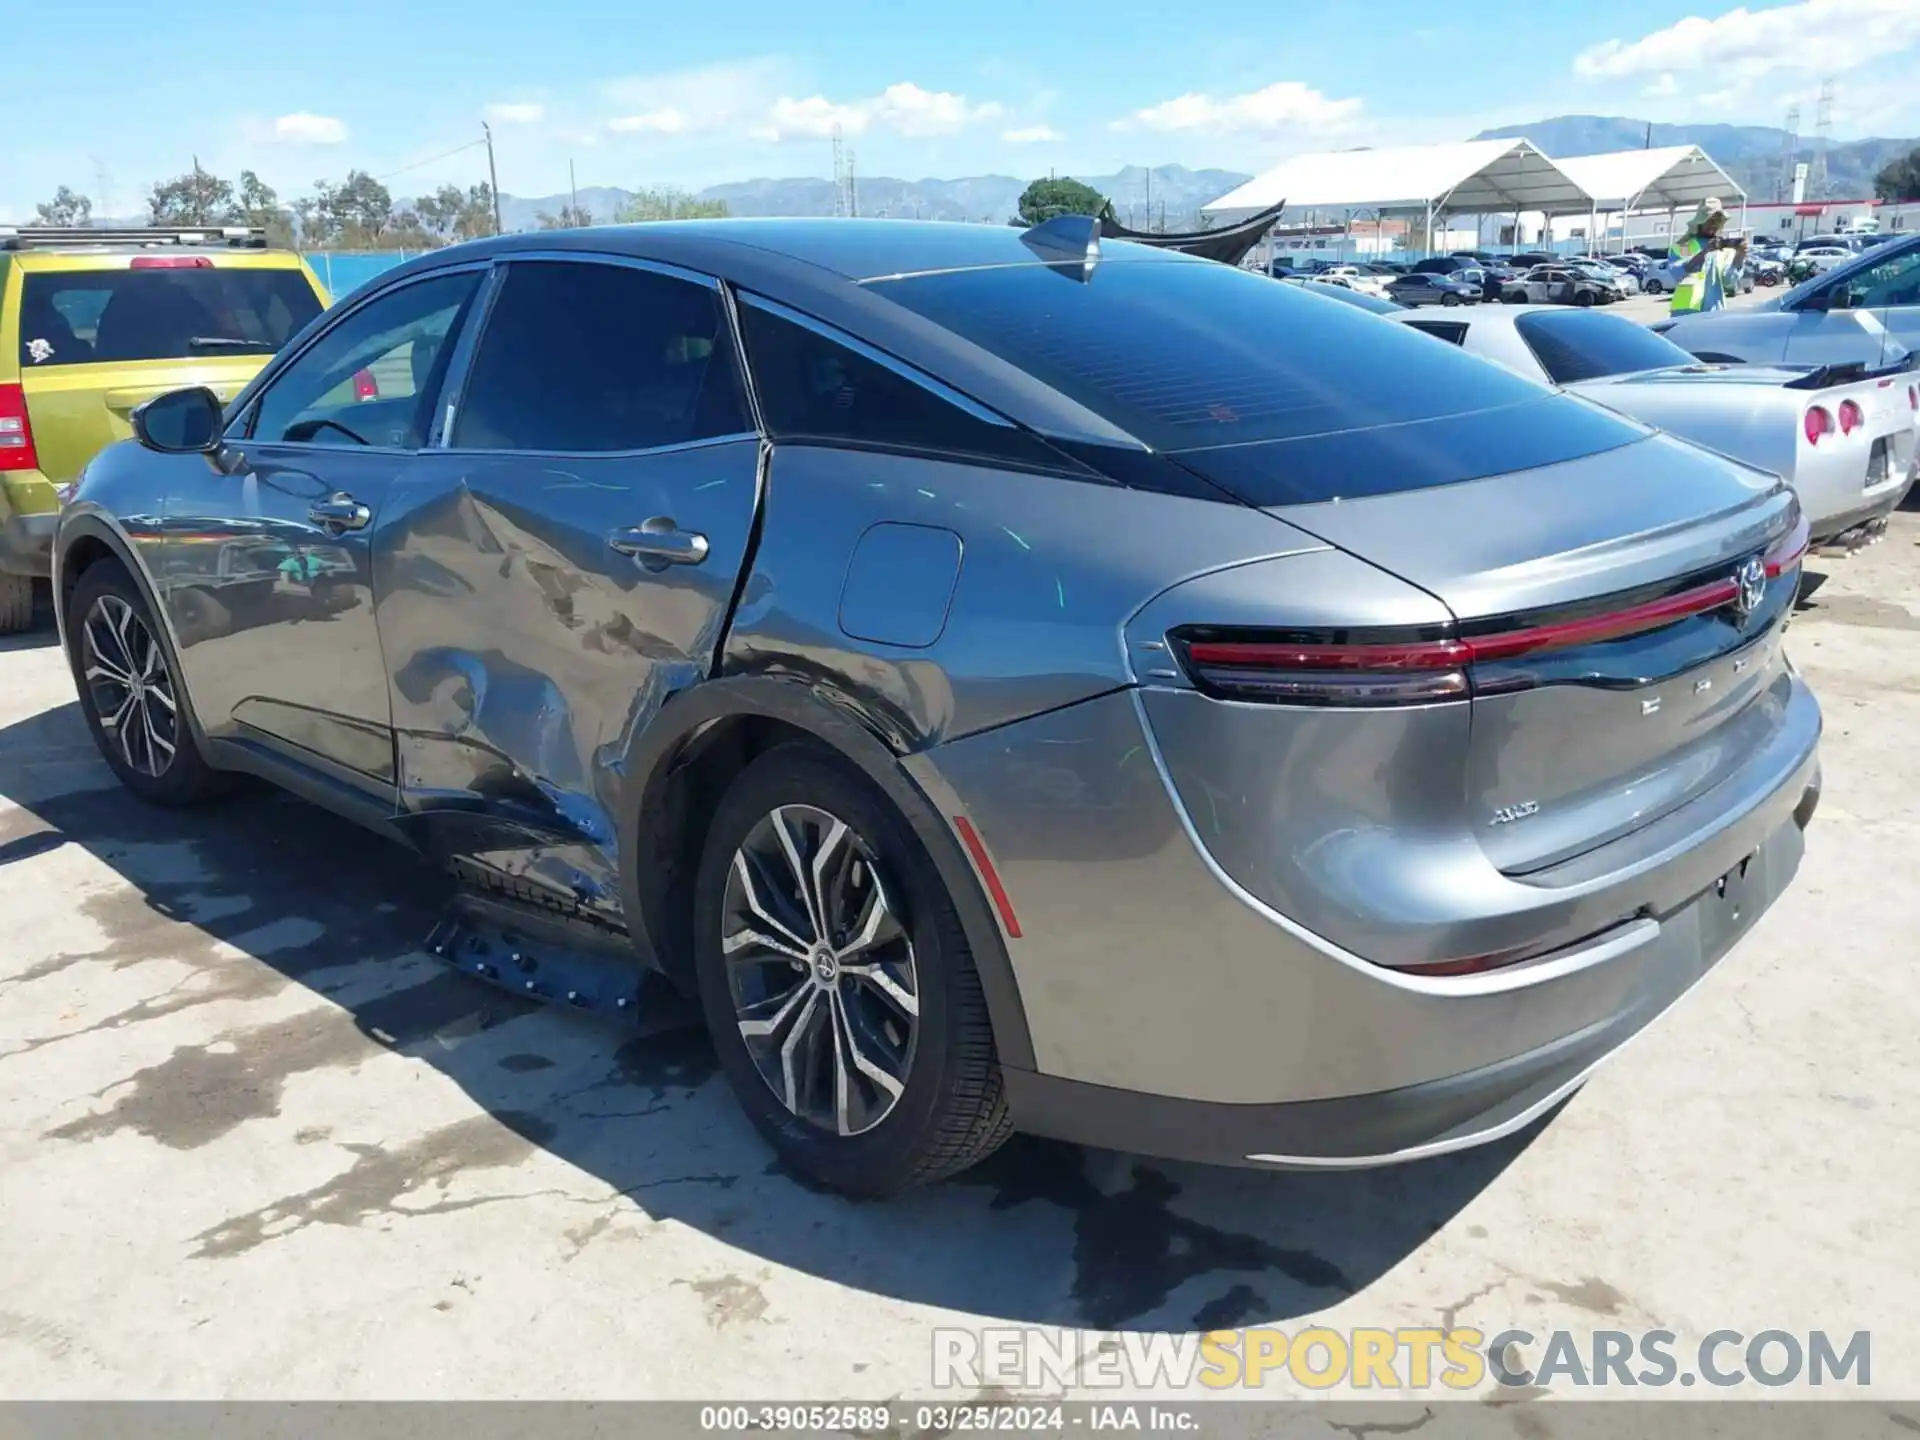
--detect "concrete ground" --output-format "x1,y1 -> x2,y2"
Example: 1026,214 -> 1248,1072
3,502 -> 1919,1406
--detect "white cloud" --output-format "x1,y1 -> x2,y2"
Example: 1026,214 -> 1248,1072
601,57 -> 784,140
485,101 -> 545,125
1003,124 -> 1063,144
1118,81 -> 1362,136
752,83 -> 1003,142
270,112 -> 347,145
1643,73 -> 1680,98
608,108 -> 694,134
1575,0 -> 1920,82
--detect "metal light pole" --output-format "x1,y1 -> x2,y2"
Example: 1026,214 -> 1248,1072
483,122 -> 503,235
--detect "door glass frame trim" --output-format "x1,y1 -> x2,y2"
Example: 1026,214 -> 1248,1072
228,261 -> 494,456
432,252 -> 758,459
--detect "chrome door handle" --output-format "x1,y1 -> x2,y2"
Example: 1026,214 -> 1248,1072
309,495 -> 372,532
609,519 -> 710,570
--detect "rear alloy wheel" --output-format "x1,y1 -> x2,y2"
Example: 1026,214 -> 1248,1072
694,744 -> 1011,1196
66,560 -> 226,806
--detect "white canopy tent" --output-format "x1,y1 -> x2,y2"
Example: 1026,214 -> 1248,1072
1548,146 -> 1747,250
1200,138 -> 1594,249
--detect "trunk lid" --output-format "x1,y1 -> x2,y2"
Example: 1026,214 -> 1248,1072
1189,431 -> 1803,874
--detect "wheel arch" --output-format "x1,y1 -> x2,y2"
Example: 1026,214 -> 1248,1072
616,673 -> 1036,1072
54,513 -> 216,755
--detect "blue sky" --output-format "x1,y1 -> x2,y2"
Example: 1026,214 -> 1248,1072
5,0 -> 1918,217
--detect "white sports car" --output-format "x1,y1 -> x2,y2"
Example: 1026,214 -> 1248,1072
1391,304 -> 1916,546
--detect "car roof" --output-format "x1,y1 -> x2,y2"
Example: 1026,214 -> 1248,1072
421,218 -> 1193,285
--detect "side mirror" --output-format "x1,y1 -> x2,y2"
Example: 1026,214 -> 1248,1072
1794,286 -> 1835,314
131,386 -> 223,454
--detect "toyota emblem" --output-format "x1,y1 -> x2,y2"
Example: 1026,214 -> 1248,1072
1732,557 -> 1767,627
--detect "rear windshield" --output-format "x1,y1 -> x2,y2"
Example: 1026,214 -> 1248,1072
19,267 -> 322,368
1514,309 -> 1699,384
877,259 -> 1649,505
877,258 -> 1560,453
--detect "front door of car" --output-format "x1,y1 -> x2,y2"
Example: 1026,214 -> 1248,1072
372,256 -> 762,923
1784,243 -> 1920,369
161,267 -> 485,796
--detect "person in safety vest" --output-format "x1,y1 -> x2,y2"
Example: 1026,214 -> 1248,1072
1669,197 -> 1747,316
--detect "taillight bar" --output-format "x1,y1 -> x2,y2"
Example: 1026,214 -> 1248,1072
1175,513 -> 1808,707
129,255 -> 214,269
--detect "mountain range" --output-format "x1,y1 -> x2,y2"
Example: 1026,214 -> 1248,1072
1472,115 -> 1916,202
496,165 -> 1252,232
492,117 -> 1917,230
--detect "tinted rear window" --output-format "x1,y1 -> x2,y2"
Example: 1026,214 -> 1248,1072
1514,309 -> 1700,384
875,259 -> 1554,454
19,267 -> 322,368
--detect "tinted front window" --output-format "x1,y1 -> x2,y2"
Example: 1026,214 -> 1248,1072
877,259 -> 1550,454
19,267 -> 322,368
249,270 -> 480,449
1515,309 -> 1699,384
453,261 -> 748,453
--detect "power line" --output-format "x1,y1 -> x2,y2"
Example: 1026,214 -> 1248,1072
376,138 -> 488,183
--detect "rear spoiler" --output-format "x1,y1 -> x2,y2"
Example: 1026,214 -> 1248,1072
1779,354 -> 1918,390
0,225 -> 269,252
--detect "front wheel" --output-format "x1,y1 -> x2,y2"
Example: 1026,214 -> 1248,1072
1441,292 -> 1462,307
693,743 -> 1012,1196
66,559 -> 226,806
1642,278 -> 1663,296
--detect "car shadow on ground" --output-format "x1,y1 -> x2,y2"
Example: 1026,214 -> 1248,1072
0,699 -> 1541,1332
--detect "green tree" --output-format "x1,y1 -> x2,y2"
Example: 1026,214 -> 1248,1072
537,203 -> 595,229
35,186 -> 93,227
234,170 -> 296,248
1015,176 -> 1105,226
615,186 -> 727,222
148,161 -> 234,225
1874,146 -> 1920,203
304,170 -> 396,249
412,182 -> 497,241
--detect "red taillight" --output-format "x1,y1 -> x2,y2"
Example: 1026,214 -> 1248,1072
352,369 -> 380,401
1804,405 -> 1834,445
1763,508 -> 1812,579
0,383 -> 39,473
1837,399 -> 1863,436
129,255 -> 213,269
1909,384 -> 1917,412
952,815 -> 1022,940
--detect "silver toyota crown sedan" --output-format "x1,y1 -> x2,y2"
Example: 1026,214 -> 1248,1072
53,218 -> 1823,1196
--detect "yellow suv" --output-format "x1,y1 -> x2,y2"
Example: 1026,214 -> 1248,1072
0,226 -> 329,631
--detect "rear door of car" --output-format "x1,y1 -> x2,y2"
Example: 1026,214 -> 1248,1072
372,254 -> 762,921
14,252 -> 327,482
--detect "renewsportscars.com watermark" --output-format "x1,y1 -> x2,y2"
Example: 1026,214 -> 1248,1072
933,1326 -> 1872,1392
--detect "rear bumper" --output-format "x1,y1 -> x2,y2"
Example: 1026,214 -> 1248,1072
0,471 -> 61,577
1004,806 -> 1809,1168
916,676 -> 1820,1168
1806,470 -> 1914,544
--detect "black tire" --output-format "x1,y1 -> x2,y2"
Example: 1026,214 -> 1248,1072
0,571 -> 33,634
1642,278 -> 1663,296
1441,292 -> 1462,307
693,742 -> 1012,1197
1575,289 -> 1596,307
65,558 -> 227,807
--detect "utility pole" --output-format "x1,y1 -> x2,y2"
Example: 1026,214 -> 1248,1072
831,125 -> 848,217
569,158 -> 579,222
848,149 -> 859,218
483,122 -> 503,234
1808,78 -> 1835,200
